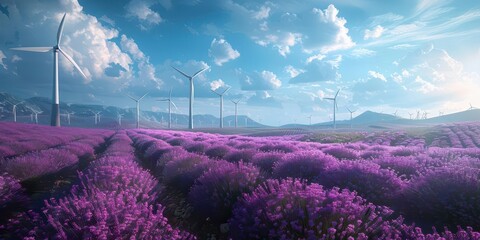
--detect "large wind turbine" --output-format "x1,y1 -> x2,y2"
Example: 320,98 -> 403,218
117,113 -> 124,126
346,107 -> 356,129
157,89 -> 178,129
212,87 -> 231,128
324,89 -> 340,129
231,99 -> 241,128
127,92 -> 149,129
171,65 -> 209,129
11,13 -> 87,127
5,100 -> 24,122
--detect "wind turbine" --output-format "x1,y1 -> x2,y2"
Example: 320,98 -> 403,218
117,113 -> 124,126
393,110 -> 398,118
307,115 -> 312,126
324,89 -> 340,129
416,110 -> 421,120
65,111 -> 74,125
157,89 -> 178,129
27,106 -> 42,124
231,99 -> 241,128
346,107 -> 356,129
408,112 -> 413,120
5,100 -> 24,122
212,87 -> 231,128
11,13 -> 87,127
171,65 -> 209,129
127,92 -> 149,129
469,103 -> 477,110
91,111 -> 101,125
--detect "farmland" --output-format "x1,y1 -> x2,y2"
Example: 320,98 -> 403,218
1,122 -> 480,239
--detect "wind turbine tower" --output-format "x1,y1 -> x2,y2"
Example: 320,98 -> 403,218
127,92 -> 149,129
27,106 -> 42,124
157,89 -> 178,129
307,115 -> 312,126
231,99 -> 241,128
117,113 -> 124,126
324,89 -> 340,129
212,87 -> 231,128
408,112 -> 413,120
11,13 -> 87,127
172,65 -> 209,129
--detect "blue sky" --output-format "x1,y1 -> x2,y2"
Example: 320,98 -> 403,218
1,0 -> 480,126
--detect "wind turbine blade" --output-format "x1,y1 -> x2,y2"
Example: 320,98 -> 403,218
192,67 -> 209,79
221,87 -> 231,95
346,107 -> 351,112
126,94 -> 137,101
334,89 -> 340,99
10,47 -> 52,52
324,97 -> 334,100
58,49 -> 87,79
171,66 -> 191,78
169,88 -> 172,99
211,89 -> 221,96
171,101 -> 178,110
156,99 -> 168,102
57,13 -> 67,45
139,92 -> 149,100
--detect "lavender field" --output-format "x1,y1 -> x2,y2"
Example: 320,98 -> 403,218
1,122 -> 480,239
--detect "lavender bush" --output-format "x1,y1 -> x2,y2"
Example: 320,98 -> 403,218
273,150 -> 337,181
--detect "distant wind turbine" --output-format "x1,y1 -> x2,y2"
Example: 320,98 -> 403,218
92,111 -> 101,125
416,110 -> 421,120
171,65 -> 209,129
393,110 -> 398,118
408,112 -> 413,120
11,13 -> 87,127
117,113 -> 124,126
127,92 -> 149,129
157,89 -> 178,129
231,99 -> 241,128
27,106 -> 42,124
212,87 -> 231,128
65,111 -> 74,125
469,103 -> 477,110
346,107 -> 356,129
324,89 -> 340,129
307,115 -> 312,126
5,100 -> 24,122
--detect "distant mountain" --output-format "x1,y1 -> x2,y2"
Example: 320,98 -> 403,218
351,111 -> 400,124
0,92 -> 264,129
423,109 -> 480,123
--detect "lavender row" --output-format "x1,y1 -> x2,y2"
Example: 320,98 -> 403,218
0,122 -> 114,158
131,128 -> 480,237
0,131 -> 112,181
3,131 -> 193,239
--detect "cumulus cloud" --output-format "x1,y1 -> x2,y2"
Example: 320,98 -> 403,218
240,70 -> 281,91
285,65 -> 304,78
352,45 -> 480,109
364,25 -> 384,40
289,55 -> 341,84
210,79 -> 226,91
368,70 -> 386,82
246,91 -> 282,108
208,38 -> 240,66
225,3 -> 354,56
125,0 -> 163,27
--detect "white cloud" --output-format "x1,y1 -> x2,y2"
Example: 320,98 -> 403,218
240,70 -> 281,91
414,75 -> 436,93
368,70 -> 387,82
290,55 -> 341,84
0,50 -> 6,70
208,38 -> 240,66
364,25 -> 384,40
390,44 -> 417,50
226,3 -> 354,56
285,65 -> 304,78
125,0 -> 163,27
210,79 -> 226,91
11,55 -> 22,63
351,48 -> 376,58
120,34 -> 145,61
247,91 -> 282,108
